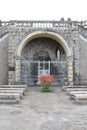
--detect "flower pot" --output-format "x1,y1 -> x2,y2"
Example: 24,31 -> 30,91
41,81 -> 51,92
40,75 -> 54,92
41,86 -> 50,92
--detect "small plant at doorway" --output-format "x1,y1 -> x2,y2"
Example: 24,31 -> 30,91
64,77 -> 68,85
40,75 -> 54,92
64,77 -> 67,81
33,79 -> 38,86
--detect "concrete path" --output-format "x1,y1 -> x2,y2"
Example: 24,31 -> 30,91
0,87 -> 87,130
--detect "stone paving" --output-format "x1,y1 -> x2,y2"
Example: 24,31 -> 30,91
0,86 -> 87,130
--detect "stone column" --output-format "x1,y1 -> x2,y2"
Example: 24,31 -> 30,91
67,56 -> 73,85
8,62 -> 15,85
15,56 -> 21,84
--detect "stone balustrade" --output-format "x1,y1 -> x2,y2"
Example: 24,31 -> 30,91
0,20 -> 87,38
0,20 -> 82,28
9,20 -> 80,29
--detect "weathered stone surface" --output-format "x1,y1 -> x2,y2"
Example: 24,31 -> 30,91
0,35 -> 8,84
0,87 -> 86,130
0,20 -> 87,85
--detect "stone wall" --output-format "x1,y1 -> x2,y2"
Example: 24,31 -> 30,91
5,20 -> 87,85
8,26 -> 78,85
22,37 -> 66,61
79,33 -> 87,84
0,34 -> 8,84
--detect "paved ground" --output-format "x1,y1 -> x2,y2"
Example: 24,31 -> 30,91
0,86 -> 87,130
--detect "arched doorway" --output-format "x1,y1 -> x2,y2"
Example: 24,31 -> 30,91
15,31 -> 73,85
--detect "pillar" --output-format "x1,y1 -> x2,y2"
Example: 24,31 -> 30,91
67,56 -> 73,85
15,56 -> 21,84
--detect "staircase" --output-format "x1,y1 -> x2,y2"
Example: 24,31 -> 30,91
0,85 -> 28,103
62,85 -> 87,104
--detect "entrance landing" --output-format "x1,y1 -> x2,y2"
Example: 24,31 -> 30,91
0,87 -> 87,130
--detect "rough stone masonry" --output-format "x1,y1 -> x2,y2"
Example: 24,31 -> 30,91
0,19 -> 87,85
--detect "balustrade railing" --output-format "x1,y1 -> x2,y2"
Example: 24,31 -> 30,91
0,20 -> 87,37
9,20 -> 80,29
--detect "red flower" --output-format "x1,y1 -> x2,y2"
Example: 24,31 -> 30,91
40,75 -> 54,85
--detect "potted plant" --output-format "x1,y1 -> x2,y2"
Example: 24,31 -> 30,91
33,79 -> 37,86
64,77 -> 68,85
40,75 -> 54,92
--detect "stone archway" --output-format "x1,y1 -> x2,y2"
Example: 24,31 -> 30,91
15,31 -> 73,85
17,31 -> 71,56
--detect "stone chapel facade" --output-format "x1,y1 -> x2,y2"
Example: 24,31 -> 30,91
0,19 -> 87,85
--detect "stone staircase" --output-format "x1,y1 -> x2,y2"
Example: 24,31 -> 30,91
62,85 -> 87,104
0,85 -> 28,103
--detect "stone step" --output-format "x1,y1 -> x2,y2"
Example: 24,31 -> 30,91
0,88 -> 26,92
66,88 -> 87,94
73,93 -> 87,104
62,85 -> 87,91
63,86 -> 87,103
0,85 -> 27,87
0,85 -> 28,91
0,90 -> 24,96
0,89 -> 27,96
67,90 -> 87,96
0,93 -> 21,103
0,85 -> 28,103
